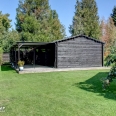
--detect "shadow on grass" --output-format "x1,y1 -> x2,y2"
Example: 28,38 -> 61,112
1,64 -> 14,71
74,72 -> 116,100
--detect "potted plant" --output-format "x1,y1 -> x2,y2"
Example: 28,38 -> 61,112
18,60 -> 25,71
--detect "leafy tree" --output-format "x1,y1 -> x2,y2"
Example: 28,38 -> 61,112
100,18 -> 109,57
105,46 -> 116,66
2,30 -> 20,52
0,11 -> 11,33
70,0 -> 100,39
107,18 -> 116,46
100,17 -> 116,58
111,6 -> 116,26
101,17 -> 116,90
0,11 -> 12,53
102,46 -> 116,89
103,26 -> 116,89
0,11 -> 11,47
16,0 -> 65,42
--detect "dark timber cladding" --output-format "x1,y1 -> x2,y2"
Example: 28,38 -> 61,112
10,35 -> 104,69
55,35 -> 104,68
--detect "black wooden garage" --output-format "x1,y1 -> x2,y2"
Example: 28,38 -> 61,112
55,35 -> 104,68
10,35 -> 104,68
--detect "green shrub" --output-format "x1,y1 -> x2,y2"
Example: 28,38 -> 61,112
103,46 -> 116,89
0,47 -> 3,65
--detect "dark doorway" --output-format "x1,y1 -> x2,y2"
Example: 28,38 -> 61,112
35,43 -> 55,67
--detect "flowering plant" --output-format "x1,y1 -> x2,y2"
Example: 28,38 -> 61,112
18,60 -> 25,67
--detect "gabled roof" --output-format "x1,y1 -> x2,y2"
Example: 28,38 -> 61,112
10,35 -> 104,49
54,35 -> 105,44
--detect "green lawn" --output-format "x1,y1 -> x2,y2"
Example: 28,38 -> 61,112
0,65 -> 116,116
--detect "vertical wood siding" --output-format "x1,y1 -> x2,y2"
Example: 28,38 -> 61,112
57,37 -> 103,68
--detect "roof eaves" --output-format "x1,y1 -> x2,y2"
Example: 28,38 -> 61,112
53,35 -> 105,44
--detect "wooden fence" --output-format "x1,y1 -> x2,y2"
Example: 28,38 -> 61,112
2,53 -> 10,63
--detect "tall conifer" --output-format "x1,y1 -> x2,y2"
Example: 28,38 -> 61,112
16,0 -> 65,42
69,0 -> 84,35
70,0 -> 100,39
111,6 -> 116,26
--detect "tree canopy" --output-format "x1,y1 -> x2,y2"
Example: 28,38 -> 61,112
2,30 -> 20,52
111,6 -> 116,26
69,0 -> 100,39
16,0 -> 65,42
0,11 -> 12,52
100,17 -> 116,57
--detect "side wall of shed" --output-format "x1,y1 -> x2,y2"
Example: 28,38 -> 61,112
57,37 -> 103,68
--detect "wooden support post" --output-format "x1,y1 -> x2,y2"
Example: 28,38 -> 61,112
18,44 -> 20,61
33,49 -> 35,68
54,43 -> 57,68
15,47 -> 17,68
18,43 -> 23,61
102,44 -> 104,67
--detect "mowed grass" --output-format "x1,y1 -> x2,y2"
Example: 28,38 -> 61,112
0,65 -> 116,116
